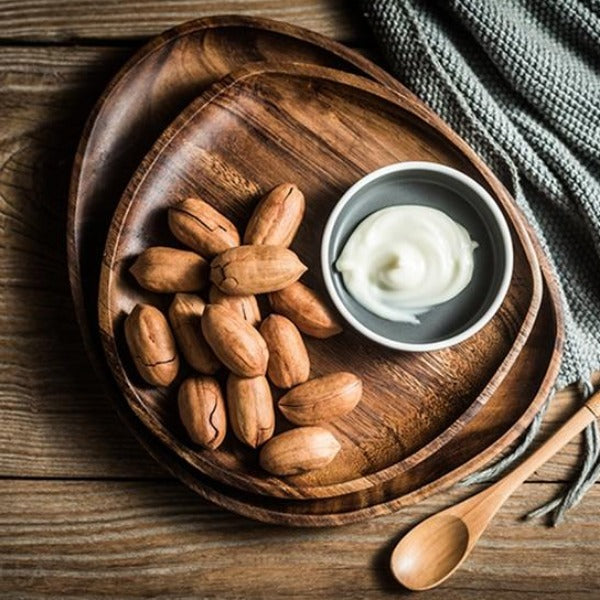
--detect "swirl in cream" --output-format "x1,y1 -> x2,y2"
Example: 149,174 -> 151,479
335,206 -> 478,324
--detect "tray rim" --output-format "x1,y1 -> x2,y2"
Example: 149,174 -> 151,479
98,61 -> 544,500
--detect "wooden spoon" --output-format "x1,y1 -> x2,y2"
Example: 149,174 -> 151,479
391,390 -> 600,590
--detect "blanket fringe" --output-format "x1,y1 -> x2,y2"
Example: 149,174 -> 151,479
525,380 -> 600,526
460,380 -> 599,526
459,393 -> 552,486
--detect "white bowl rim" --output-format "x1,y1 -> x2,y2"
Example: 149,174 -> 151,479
320,161 -> 514,352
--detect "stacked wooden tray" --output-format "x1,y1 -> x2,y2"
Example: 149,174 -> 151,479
68,16 -> 563,525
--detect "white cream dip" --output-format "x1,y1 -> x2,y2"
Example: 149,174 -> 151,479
335,205 -> 478,324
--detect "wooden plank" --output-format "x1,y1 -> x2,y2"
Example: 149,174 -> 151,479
0,46 -> 591,481
0,45 -> 164,478
0,479 -> 599,598
0,0 -> 363,43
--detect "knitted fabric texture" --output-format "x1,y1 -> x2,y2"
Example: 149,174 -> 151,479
361,0 -> 600,523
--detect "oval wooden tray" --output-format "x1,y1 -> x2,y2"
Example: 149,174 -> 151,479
99,62 -> 542,499
68,16 -> 399,379
72,16 -> 562,523
104,275 -> 562,526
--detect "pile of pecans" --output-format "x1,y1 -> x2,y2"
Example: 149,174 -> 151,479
124,183 -> 362,476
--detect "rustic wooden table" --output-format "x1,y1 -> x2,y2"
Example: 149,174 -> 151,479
1,1 -> 598,597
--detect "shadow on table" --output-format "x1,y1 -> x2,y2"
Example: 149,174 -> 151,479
1,44 -> 167,478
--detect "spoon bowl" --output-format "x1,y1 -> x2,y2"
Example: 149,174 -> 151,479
390,514 -> 470,591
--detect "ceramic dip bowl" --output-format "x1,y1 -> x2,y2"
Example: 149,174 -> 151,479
321,162 -> 514,352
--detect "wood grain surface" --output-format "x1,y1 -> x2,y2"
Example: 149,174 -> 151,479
2,481 -> 600,599
0,0 -> 361,42
0,2 -> 598,597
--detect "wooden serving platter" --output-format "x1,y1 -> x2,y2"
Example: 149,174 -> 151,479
107,276 -> 561,525
98,63 -> 542,499
70,16 -> 562,523
68,16 -> 399,377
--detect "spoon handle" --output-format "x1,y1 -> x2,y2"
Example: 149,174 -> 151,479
478,390 -> 600,507
389,391 -> 600,591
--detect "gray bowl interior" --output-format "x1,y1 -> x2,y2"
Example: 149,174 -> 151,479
326,168 -> 509,346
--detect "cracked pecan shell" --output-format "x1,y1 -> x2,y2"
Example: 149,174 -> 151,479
260,314 -> 310,389
168,197 -> 240,257
210,245 -> 307,295
244,183 -> 305,247
226,374 -> 274,448
178,376 -> 226,450
124,303 -> 179,386
168,294 -> 221,374
201,304 -> 268,377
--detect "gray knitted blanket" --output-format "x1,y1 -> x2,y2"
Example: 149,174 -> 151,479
361,0 -> 600,523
